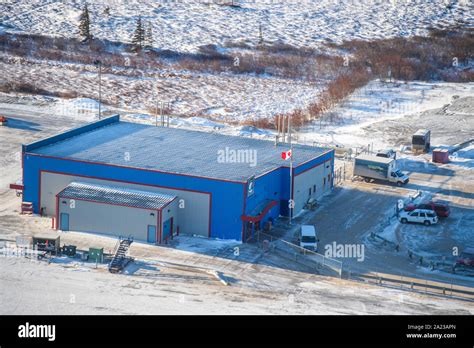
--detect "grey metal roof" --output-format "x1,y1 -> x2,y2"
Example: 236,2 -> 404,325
30,121 -> 331,182
58,182 -> 176,210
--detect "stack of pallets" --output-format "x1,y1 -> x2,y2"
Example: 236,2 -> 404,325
21,202 -> 33,214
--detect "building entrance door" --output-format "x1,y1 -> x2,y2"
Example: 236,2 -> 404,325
147,225 -> 157,243
60,213 -> 69,231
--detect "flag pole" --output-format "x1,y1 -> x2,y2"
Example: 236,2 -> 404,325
289,145 -> 293,226
289,114 -> 293,226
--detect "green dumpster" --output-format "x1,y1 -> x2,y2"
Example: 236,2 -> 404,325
88,247 -> 104,263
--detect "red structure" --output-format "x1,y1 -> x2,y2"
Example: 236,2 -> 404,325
432,149 -> 449,164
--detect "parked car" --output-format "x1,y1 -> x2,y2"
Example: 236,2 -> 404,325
404,200 -> 450,217
456,248 -> 474,267
376,149 -> 396,159
399,209 -> 438,225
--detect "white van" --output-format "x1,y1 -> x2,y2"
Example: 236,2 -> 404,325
299,225 -> 319,251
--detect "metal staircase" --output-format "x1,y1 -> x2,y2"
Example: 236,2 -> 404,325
108,235 -> 134,273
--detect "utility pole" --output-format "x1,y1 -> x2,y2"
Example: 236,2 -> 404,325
94,60 -> 102,119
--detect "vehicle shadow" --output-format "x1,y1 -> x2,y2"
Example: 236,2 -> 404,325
399,158 -> 455,177
404,182 -> 474,201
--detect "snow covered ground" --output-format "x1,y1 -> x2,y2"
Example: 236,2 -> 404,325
0,245 -> 471,315
298,80 -> 474,150
1,0 -> 473,127
448,144 -> 474,170
1,0 -> 472,53
0,56 -> 323,121
118,79 -> 474,156
1,78 -> 473,152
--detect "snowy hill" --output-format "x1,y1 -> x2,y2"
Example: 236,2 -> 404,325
1,0 -> 472,53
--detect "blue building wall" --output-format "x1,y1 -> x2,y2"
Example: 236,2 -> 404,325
23,151 -> 334,242
23,154 -> 246,241
21,115 -> 334,242
243,148 -> 334,221
244,168 -> 281,226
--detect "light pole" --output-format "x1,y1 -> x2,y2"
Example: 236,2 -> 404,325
93,59 -> 102,119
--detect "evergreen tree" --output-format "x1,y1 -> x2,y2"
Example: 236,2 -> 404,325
79,4 -> 92,42
258,23 -> 264,45
132,16 -> 145,50
144,23 -> 153,50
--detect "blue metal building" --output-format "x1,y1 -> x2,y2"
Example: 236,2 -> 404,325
20,115 -> 334,243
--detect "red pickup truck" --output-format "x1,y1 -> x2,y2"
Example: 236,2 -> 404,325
404,200 -> 450,217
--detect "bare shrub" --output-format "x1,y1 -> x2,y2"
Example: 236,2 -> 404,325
241,116 -> 276,130
56,90 -> 79,99
0,82 -> 53,96
340,27 -> 474,81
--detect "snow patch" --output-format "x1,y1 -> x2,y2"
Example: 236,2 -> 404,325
173,235 -> 240,254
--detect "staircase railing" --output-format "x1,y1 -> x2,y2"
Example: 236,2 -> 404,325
108,235 -> 134,273
111,236 -> 121,258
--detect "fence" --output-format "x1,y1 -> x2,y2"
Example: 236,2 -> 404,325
346,270 -> 474,301
255,231 -> 343,278
255,227 -> 471,301
334,166 -> 344,185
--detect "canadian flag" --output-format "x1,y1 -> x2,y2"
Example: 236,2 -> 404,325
281,149 -> 292,160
